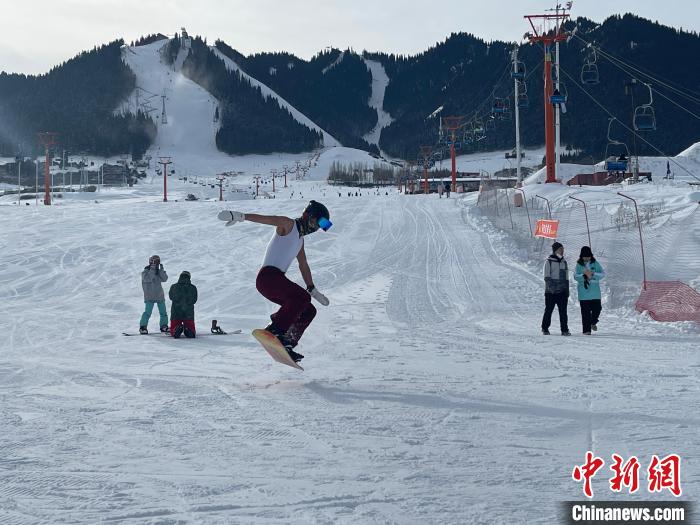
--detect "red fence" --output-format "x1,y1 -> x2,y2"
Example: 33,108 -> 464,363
636,281 -> 700,323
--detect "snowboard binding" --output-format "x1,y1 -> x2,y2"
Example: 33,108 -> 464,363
211,319 -> 226,335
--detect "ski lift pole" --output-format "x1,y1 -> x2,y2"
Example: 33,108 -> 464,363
513,46 -> 522,185
505,187 -> 514,229
514,188 -> 532,235
618,192 -> 647,290
535,194 -> 552,218
568,195 -> 591,248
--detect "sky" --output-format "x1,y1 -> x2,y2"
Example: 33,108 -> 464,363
2,0 -> 699,75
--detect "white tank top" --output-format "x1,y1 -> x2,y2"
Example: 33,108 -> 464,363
261,225 -> 303,272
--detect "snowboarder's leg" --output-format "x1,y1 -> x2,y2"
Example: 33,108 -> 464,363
542,294 -> 556,331
287,302 -> 317,346
256,267 -> 311,333
183,320 -> 196,338
157,300 -> 168,329
140,301 -> 155,327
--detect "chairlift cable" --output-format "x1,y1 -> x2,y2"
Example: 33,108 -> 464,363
572,33 -> 700,105
557,65 -> 700,182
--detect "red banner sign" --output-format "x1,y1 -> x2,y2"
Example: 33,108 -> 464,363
534,219 -> 560,239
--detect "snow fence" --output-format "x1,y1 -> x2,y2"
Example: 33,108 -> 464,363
477,182 -> 700,322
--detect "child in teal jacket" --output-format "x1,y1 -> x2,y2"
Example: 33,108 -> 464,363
574,246 -> 605,334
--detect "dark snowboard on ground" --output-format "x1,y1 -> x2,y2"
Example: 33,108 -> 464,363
122,330 -> 241,336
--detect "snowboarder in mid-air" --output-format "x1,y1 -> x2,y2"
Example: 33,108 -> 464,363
218,201 -> 332,364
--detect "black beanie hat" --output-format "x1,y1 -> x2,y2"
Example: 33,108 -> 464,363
579,246 -> 593,258
552,242 -> 563,253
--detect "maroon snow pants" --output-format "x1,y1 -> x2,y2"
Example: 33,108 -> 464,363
256,266 -> 316,343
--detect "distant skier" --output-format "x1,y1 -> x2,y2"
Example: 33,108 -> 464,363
168,271 -> 198,338
139,255 -> 169,335
574,246 -> 605,335
444,182 -> 451,198
542,242 -> 571,336
218,201 -> 332,363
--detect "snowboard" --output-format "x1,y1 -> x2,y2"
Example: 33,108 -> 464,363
122,329 -> 242,337
251,329 -> 304,371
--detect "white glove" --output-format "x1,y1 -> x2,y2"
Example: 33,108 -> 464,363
308,285 -> 329,306
217,210 -> 245,227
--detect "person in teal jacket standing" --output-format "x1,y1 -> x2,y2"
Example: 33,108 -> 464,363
574,246 -> 605,335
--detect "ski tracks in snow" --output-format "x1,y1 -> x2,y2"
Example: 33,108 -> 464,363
1,191 -> 699,523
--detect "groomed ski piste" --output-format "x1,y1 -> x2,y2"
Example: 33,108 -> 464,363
2,38 -> 700,524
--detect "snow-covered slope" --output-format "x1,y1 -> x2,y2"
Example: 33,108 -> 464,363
211,47 -> 340,148
362,59 -> 393,147
1,178 -> 699,522
120,40 -> 231,169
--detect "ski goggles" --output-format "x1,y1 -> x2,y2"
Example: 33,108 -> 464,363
318,217 -> 332,231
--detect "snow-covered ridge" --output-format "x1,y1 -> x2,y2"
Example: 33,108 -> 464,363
362,59 -> 393,147
321,51 -> 345,74
211,47 -> 340,147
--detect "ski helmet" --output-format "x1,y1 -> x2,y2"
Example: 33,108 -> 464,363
149,254 -> 161,266
304,200 -> 330,222
297,200 -> 331,235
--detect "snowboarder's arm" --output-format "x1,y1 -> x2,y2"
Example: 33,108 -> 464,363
159,265 -> 168,282
192,285 -> 198,304
244,214 -> 295,236
297,245 -> 313,289
574,264 -> 585,282
219,209 -> 294,235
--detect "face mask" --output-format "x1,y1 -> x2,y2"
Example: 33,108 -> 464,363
296,217 -> 318,236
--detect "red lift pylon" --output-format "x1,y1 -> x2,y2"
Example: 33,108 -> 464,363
524,7 -> 570,183
441,116 -> 464,192
37,132 -> 57,205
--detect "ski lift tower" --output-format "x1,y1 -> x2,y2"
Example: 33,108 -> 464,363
441,116 -> 464,192
524,4 -> 570,183
37,132 -> 57,205
419,145 -> 433,195
158,157 -> 172,202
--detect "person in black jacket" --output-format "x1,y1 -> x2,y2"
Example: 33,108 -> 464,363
168,271 -> 198,338
541,242 -> 571,336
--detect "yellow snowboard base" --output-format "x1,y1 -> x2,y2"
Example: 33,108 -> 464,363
252,329 -> 304,371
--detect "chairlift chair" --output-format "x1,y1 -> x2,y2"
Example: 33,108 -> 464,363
517,92 -> 530,109
633,83 -> 656,131
550,83 -> 568,105
580,63 -> 600,85
492,97 -> 509,114
604,118 -> 631,172
511,61 -> 526,80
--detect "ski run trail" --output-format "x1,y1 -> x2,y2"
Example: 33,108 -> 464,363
1,176 -> 699,524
